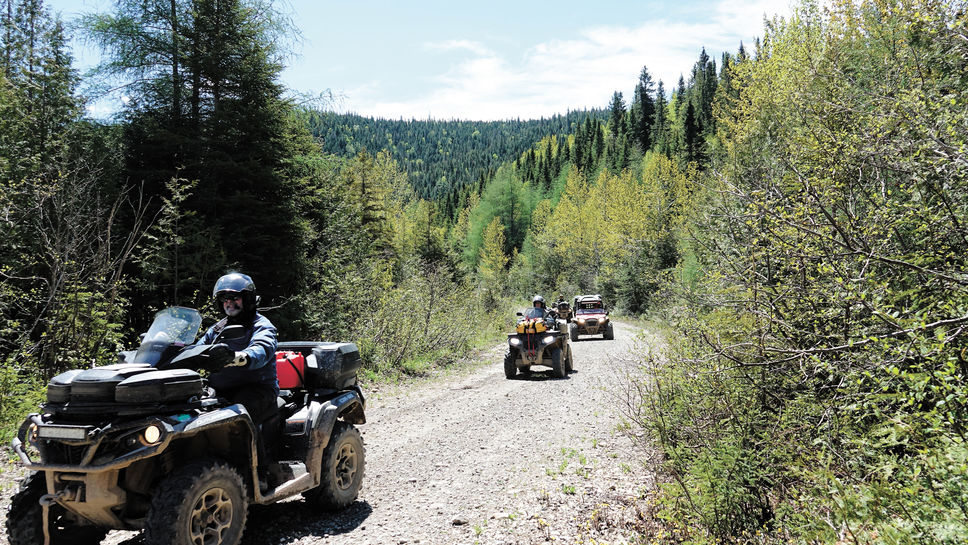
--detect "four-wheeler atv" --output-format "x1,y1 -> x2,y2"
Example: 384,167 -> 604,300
504,307 -> 573,379
8,306 -> 366,545
569,294 -> 614,341
553,299 -> 572,322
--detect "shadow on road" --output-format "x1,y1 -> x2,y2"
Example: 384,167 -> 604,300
243,500 -> 373,543
106,500 -> 373,545
513,369 -> 575,381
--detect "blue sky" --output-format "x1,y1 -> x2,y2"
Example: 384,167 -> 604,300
45,0 -> 793,121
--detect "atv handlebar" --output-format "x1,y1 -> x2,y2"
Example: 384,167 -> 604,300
156,342 -> 234,372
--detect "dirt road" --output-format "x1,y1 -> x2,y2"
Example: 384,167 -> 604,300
3,321 -> 656,545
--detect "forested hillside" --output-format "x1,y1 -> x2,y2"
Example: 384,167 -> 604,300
306,111 -> 606,210
1,0 -> 966,543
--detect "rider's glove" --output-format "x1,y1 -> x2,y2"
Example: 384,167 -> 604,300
225,351 -> 249,368
207,343 -> 233,370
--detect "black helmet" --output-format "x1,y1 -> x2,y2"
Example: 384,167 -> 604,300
213,272 -> 256,298
213,272 -> 257,321
532,295 -> 545,308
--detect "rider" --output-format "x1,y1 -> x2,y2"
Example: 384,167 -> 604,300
526,295 -> 557,324
198,272 -> 279,425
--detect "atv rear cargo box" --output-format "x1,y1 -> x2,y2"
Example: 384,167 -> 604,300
276,342 -> 362,390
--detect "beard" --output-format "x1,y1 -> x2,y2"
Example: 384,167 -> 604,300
224,301 -> 243,317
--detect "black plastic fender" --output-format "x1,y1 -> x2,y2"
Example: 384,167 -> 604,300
303,390 -> 365,484
307,391 -> 365,446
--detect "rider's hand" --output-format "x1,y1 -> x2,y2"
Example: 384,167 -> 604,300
207,343 -> 233,369
224,351 -> 249,368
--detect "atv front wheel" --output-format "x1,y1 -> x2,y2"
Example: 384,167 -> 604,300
304,422 -> 365,510
6,473 -> 108,545
569,323 -> 579,342
550,347 -> 566,378
504,350 -> 517,379
565,345 -> 574,373
145,460 -> 248,545
604,322 -> 614,340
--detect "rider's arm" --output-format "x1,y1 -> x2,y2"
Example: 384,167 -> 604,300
241,318 -> 278,370
195,325 -> 217,346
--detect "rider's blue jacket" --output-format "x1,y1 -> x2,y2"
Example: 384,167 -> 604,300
198,312 -> 278,394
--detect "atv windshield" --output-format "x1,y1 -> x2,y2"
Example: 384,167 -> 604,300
576,306 -> 604,315
524,307 -> 547,320
134,307 -> 203,366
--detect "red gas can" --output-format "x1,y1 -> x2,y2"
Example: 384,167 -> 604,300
275,351 -> 305,389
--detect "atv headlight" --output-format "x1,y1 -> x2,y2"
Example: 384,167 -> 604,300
509,338 -> 522,346
577,318 -> 586,325
141,423 -> 164,446
542,335 -> 555,344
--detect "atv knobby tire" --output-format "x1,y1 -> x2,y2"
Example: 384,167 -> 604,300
504,350 -> 517,379
569,323 -> 579,342
604,322 -> 615,340
550,347 -> 566,378
6,473 -> 107,545
145,459 -> 248,545
304,421 -> 364,510
565,345 -> 574,373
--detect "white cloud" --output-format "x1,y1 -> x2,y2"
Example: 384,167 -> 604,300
344,0 -> 793,121
423,39 -> 494,57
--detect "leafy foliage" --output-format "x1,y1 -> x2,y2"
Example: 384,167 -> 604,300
634,1 -> 968,542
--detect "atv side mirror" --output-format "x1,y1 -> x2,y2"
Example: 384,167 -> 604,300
215,325 -> 246,342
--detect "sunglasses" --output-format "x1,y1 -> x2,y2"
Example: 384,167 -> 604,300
219,293 -> 243,303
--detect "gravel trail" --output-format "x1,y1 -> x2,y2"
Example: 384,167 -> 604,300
2,321 -> 656,545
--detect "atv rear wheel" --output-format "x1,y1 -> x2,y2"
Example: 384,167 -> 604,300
6,473 -> 107,545
503,350 -> 517,379
569,323 -> 579,342
304,422 -> 364,510
550,347 -> 566,378
145,460 -> 248,545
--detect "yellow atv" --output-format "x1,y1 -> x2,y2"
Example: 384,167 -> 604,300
504,308 -> 573,379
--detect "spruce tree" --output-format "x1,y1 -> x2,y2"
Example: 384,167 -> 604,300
84,0 -> 306,328
607,91 -> 626,140
631,66 -> 656,152
683,100 -> 700,164
651,81 -> 670,155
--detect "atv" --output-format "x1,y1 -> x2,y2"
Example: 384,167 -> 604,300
504,307 -> 573,379
553,299 -> 572,322
7,306 -> 366,545
569,294 -> 614,341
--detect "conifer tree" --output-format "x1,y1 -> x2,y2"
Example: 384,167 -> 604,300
683,100 -> 700,164
631,66 -> 656,152
607,91 -> 626,140
651,81 -> 670,155
83,0 -> 306,327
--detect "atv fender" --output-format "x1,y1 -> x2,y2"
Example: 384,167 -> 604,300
176,405 -> 259,465
305,390 -> 365,486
